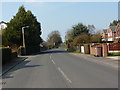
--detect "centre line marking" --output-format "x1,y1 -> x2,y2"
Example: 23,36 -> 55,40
50,55 -> 51,59
58,67 -> 72,83
52,60 -> 55,64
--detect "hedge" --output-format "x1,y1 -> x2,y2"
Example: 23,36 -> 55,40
11,52 -> 17,60
1,47 -> 18,65
26,46 -> 40,55
18,46 -> 40,55
1,47 -> 11,64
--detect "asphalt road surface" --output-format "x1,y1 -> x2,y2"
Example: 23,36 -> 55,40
2,48 -> 118,88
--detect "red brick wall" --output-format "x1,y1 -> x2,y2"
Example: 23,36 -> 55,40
90,43 -> 108,57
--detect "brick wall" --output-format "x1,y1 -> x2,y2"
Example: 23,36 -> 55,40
102,43 -> 108,57
90,43 -> 108,57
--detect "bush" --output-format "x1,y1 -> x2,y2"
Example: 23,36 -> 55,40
67,47 -> 76,52
108,52 -> 120,56
1,47 -> 12,64
18,46 -> 25,55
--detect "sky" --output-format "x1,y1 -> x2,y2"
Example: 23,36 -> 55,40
1,2 -> 118,41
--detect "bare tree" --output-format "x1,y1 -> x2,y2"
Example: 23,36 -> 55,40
87,25 -> 95,35
47,30 -> 62,48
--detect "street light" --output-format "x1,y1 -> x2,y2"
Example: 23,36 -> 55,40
22,26 -> 29,55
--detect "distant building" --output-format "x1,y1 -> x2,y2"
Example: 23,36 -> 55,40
0,21 -> 7,34
101,29 -> 108,41
101,23 -> 120,41
0,21 -> 7,30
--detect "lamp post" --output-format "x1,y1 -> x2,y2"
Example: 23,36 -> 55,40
22,26 -> 29,55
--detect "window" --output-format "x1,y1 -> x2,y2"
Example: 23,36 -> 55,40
108,32 -> 112,37
1,25 -> 4,29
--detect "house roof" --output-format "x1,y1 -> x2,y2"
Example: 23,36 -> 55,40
0,21 -> 7,24
117,23 -> 120,25
109,26 -> 116,32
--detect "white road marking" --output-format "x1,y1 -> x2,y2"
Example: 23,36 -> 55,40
52,59 -> 56,64
58,67 -> 72,83
50,55 -> 52,59
50,55 -> 56,65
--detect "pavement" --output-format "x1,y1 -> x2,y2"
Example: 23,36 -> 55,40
1,56 -> 28,76
106,56 -> 120,60
2,49 -> 118,88
70,53 -> 119,69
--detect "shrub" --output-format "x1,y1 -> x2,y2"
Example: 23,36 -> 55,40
67,47 -> 76,52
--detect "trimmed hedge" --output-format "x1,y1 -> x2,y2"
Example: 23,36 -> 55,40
2,47 -> 12,64
18,46 -> 40,55
11,52 -> 17,60
26,46 -> 40,55
1,47 -> 18,65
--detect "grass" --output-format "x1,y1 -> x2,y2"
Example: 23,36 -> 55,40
68,51 -> 80,53
108,52 -> 120,56
0,46 -> 8,49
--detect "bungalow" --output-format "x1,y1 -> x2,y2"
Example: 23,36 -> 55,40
101,23 -> 120,41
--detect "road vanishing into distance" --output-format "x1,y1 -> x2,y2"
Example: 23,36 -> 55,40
2,49 -> 118,88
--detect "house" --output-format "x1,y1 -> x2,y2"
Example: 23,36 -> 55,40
101,29 -> 108,41
101,23 -> 120,41
0,21 -> 7,34
107,26 -> 116,41
0,21 -> 7,30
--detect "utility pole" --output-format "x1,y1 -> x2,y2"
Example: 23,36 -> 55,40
22,26 -> 29,55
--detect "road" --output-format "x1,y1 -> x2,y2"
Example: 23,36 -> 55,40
2,48 -> 118,88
